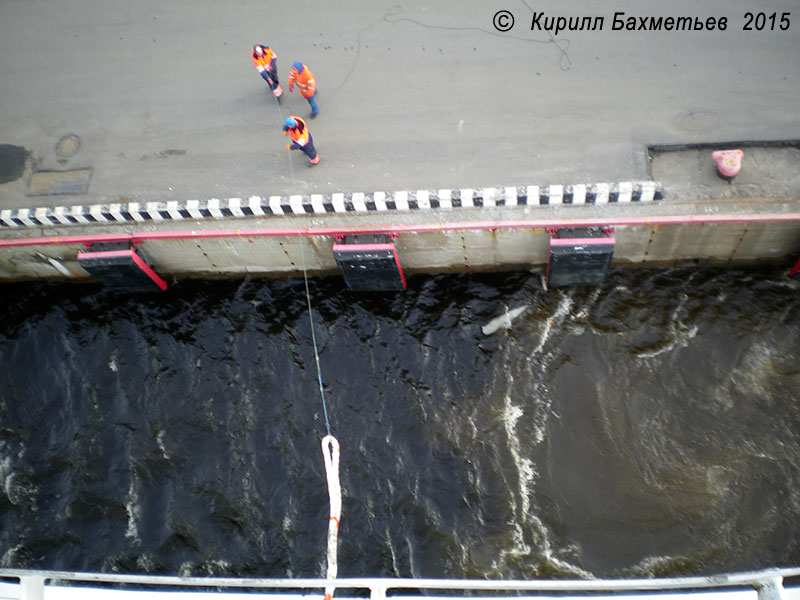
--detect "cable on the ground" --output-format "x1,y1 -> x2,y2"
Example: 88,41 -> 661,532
269,79 -> 294,179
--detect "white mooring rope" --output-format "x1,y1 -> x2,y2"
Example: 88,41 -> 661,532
301,247 -> 341,600
321,434 -> 341,600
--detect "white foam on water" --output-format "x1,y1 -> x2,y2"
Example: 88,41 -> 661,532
135,553 -> 157,572
199,559 -> 233,575
726,341 -> 797,406
519,293 -> 578,442
176,559 -> 233,577
626,553 -> 694,577
1,544 -> 22,567
502,394 -> 536,517
405,535 -> 418,578
1,459 -> 36,509
636,294 -> 699,359
492,521 -> 533,570
3,471 -> 16,504
0,455 -> 11,501
495,294 -> 599,578
125,478 -> 141,543
492,391 -> 539,572
763,277 -> 800,291
385,526 -> 399,575
533,295 -> 573,355
636,324 -> 699,359
156,430 -> 169,460
544,552 -> 597,579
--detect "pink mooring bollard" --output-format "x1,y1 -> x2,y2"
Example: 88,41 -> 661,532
711,149 -> 743,181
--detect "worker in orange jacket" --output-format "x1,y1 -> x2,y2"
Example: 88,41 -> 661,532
283,116 -> 320,165
252,44 -> 283,101
288,62 -> 318,118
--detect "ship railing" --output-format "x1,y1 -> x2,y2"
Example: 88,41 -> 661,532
0,567 -> 798,600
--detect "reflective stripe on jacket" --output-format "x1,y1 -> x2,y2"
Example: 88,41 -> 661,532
285,116 -> 309,146
288,65 -> 316,98
252,46 -> 276,72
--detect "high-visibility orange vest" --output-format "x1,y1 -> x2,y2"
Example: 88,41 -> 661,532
252,46 -> 276,71
288,65 -> 316,98
285,116 -> 310,146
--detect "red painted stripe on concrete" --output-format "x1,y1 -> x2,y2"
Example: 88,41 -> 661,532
790,256 -> 800,278
331,243 -> 397,252
129,250 -> 168,290
76,249 -> 133,259
392,245 -> 407,289
1,212 -> 799,248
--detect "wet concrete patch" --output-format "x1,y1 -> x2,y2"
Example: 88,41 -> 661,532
648,141 -> 800,203
0,145 -> 29,184
55,134 -> 81,159
26,168 -> 93,196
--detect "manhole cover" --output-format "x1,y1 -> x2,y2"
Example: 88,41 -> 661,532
27,168 -> 93,196
56,134 -> 81,159
0,144 -> 28,184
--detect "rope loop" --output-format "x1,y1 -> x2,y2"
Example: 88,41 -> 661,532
302,254 -> 340,600
322,435 -> 341,600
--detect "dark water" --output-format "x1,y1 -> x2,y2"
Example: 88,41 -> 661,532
1,268 -> 799,579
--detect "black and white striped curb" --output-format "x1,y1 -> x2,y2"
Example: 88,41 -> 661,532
0,181 -> 663,229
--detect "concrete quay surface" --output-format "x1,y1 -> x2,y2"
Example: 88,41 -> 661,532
1,0 -> 799,283
0,0 -> 799,211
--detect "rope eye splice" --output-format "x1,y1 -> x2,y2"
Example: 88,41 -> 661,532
322,435 -> 341,600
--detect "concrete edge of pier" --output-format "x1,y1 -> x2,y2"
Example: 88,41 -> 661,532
0,142 -> 798,285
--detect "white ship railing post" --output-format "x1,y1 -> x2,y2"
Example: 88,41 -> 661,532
755,576 -> 785,600
369,580 -> 388,600
19,574 -> 44,600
